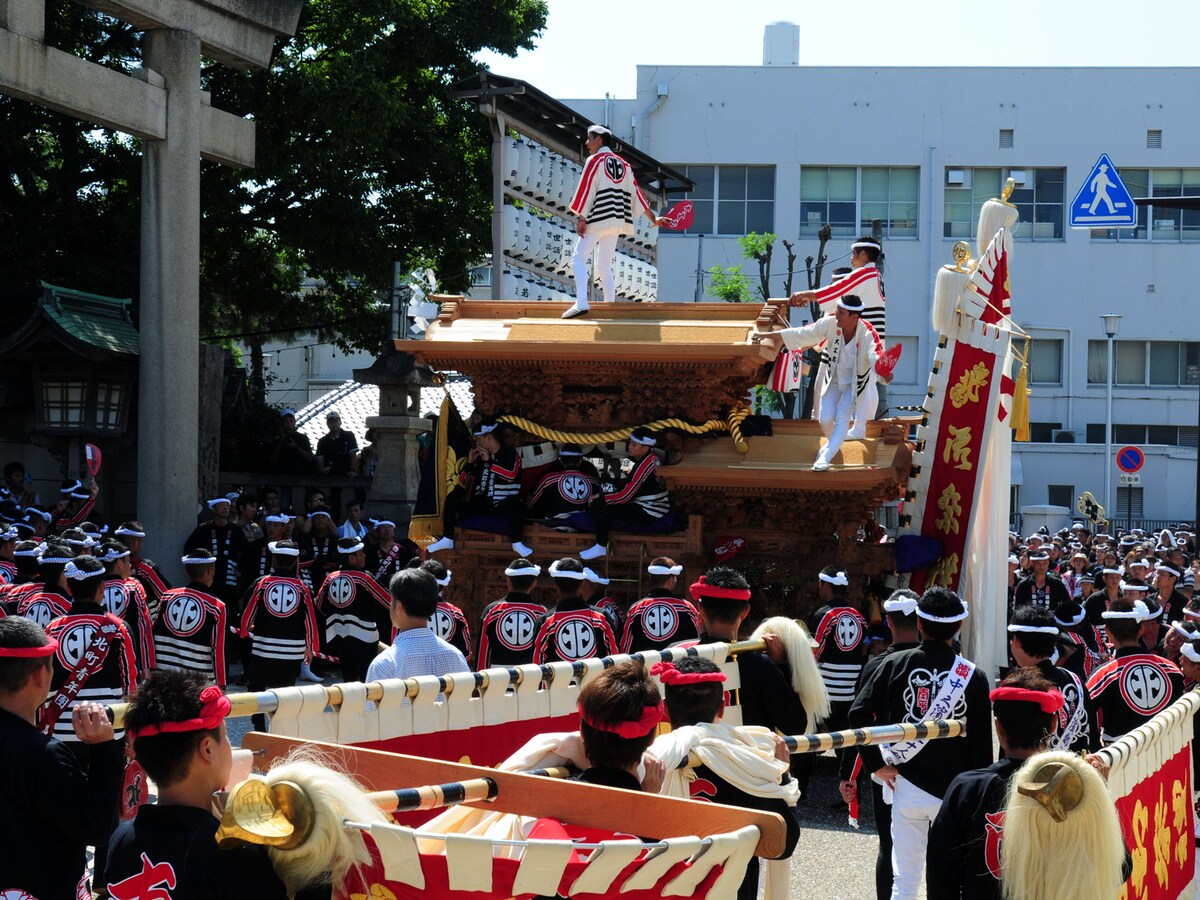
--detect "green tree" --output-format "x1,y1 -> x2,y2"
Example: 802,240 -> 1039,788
706,265 -> 754,303
1,1 -> 548,369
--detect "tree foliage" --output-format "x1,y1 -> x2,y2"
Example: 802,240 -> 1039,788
1,0 -> 548,365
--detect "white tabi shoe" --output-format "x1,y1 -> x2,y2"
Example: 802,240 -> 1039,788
561,303 -> 590,320
579,543 -> 607,560
298,664 -> 322,683
426,536 -> 455,553
512,541 -> 534,557
811,459 -> 830,472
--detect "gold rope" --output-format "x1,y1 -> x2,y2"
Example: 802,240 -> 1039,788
1010,337 -> 1032,442
496,415 -> 733,446
727,402 -> 751,454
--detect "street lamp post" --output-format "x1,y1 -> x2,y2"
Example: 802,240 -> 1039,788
1102,314 -> 1121,524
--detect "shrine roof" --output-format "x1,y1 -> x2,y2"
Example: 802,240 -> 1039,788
0,281 -> 139,362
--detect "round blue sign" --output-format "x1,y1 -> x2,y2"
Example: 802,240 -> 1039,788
1116,446 -> 1144,474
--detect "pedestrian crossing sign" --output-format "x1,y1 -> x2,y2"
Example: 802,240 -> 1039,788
1069,153 -> 1137,228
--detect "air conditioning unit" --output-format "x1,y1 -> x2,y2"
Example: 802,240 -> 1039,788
946,169 -> 970,188
1050,429 -> 1080,444
1007,169 -> 1027,186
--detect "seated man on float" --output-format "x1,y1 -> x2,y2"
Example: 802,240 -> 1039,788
527,442 -> 609,561
428,419 -> 533,557
648,656 -> 800,900
603,426 -> 676,534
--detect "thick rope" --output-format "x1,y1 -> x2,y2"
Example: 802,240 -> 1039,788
727,403 -> 750,454
496,415 -> 731,446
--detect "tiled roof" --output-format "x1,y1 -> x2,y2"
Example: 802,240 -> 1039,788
295,379 -> 475,444
37,281 -> 139,357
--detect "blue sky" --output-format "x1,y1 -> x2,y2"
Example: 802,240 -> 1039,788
477,0 -> 1199,100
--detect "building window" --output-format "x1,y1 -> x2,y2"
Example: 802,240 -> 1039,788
1084,423 -> 1194,447
944,167 -> 1065,240
1087,340 -> 1200,386
800,166 -> 919,239
1090,168 -> 1200,241
675,165 -> 775,236
1047,484 -> 1074,508
1116,486 -> 1144,519
94,383 -> 126,430
1026,339 -> 1063,385
1030,422 -> 1063,443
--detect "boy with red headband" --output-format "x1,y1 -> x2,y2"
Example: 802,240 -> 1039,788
648,656 -> 800,900
101,670 -> 290,898
575,660 -> 666,793
926,668 -> 1064,899
0,616 -> 121,899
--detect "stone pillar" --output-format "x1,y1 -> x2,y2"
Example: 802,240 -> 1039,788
364,412 -> 432,527
139,29 -> 201,584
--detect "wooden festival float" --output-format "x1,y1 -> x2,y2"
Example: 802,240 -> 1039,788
396,298 -> 912,627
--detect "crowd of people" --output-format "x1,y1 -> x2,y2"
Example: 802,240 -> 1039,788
1,449 -> 1194,898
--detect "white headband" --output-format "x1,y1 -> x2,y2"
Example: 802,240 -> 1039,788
435,573 -> 452,587
917,602 -> 969,623
505,563 -> 542,577
1185,607 -> 1200,621
26,508 -> 52,521
1158,565 -> 1181,579
371,518 -> 396,529
1181,642 -> 1200,664
1102,600 -> 1150,621
1102,566 -> 1123,575
474,423 -> 498,436
835,297 -> 864,313
64,536 -> 95,548
647,564 -> 683,576
1169,621 -> 1195,641
65,561 -> 102,581
819,571 -> 849,587
38,550 -> 74,564
307,510 -> 332,520
265,514 -> 290,524
207,497 -> 231,508
1007,555 -> 1019,565
548,560 -> 586,580
100,548 -> 130,562
583,567 -> 609,585
1007,624 -> 1059,635
850,241 -> 879,252
1055,608 -> 1087,627
268,541 -> 300,558
1120,582 -> 1148,594
338,542 -> 365,554
883,596 -> 918,616
114,526 -> 145,538
1029,552 -> 1050,561
181,553 -> 218,565
14,546 -> 41,557
628,432 -> 657,447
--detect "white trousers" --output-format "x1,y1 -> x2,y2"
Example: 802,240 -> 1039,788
571,229 -> 619,305
847,379 -> 879,439
817,381 -> 856,465
889,775 -> 942,900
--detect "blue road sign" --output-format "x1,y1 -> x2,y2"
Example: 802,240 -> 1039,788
1116,446 -> 1145,474
1070,154 -> 1137,228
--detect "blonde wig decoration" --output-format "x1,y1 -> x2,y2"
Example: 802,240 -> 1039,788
1000,750 -> 1125,900
750,616 -> 831,726
262,749 -> 392,895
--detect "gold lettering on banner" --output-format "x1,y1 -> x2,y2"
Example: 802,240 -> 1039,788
935,484 -> 963,535
949,362 -> 990,408
1171,777 -> 1190,871
942,425 -> 974,471
930,553 -> 960,587
1124,798 -> 1148,899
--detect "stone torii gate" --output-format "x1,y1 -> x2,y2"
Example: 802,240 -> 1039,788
0,0 -> 301,578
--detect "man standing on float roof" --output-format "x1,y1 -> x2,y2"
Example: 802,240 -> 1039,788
761,295 -> 884,471
789,235 -> 888,430
562,124 -> 665,320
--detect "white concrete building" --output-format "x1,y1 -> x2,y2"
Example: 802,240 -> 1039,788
559,34 -> 1199,526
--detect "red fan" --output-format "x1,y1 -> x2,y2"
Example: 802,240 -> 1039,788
875,343 -> 903,381
85,442 -> 103,477
659,200 -> 694,231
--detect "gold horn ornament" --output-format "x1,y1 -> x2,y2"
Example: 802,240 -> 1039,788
1014,761 -> 1084,823
216,777 -> 316,850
